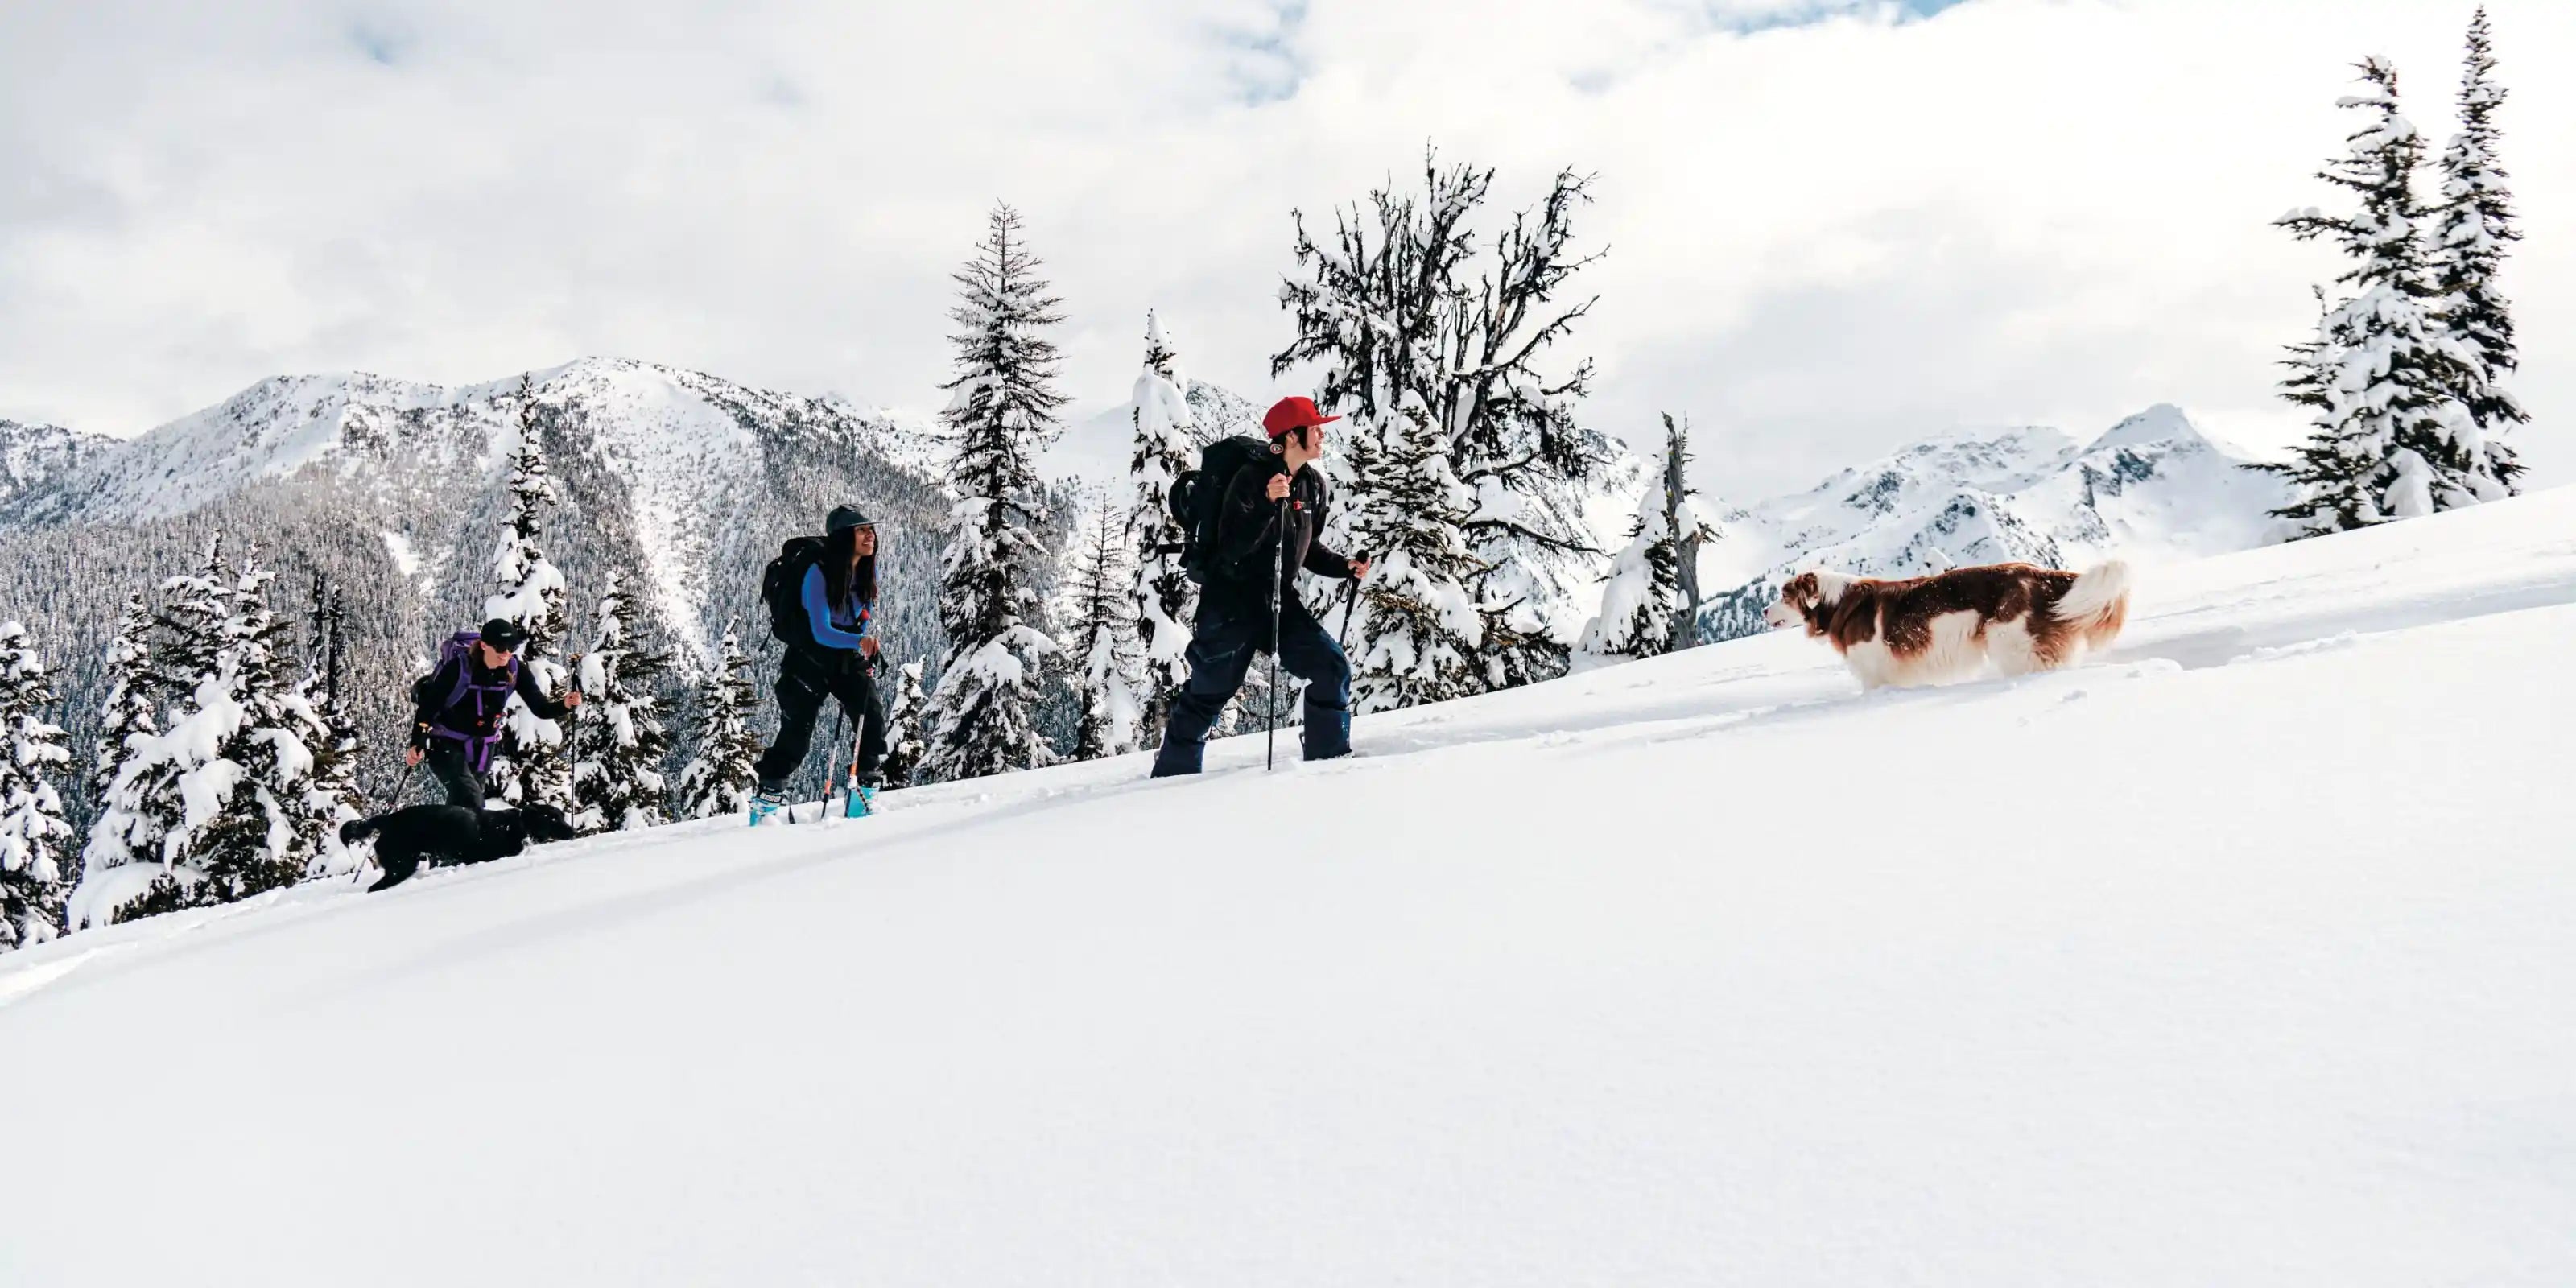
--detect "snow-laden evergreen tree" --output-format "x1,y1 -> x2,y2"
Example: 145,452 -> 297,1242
1662,415 -> 1715,649
2431,6 -> 2526,492
1057,494 -> 1143,761
572,570 -> 672,833
675,624 -> 761,821
920,203 -> 1064,783
1126,311 -> 1199,744
0,622 -> 73,952
484,381 -> 576,810
1275,150 -> 1613,694
879,661 -> 928,789
89,590 -> 159,832
1347,411 -> 1488,714
80,536 -> 231,920
1581,415 -> 1718,659
2263,58 -> 2486,535
74,540 -> 335,923
294,584 -> 362,878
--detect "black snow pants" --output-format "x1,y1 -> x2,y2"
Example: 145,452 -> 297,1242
754,648 -> 889,794
423,739 -> 488,811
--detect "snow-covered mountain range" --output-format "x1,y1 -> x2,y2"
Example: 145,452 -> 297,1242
0,358 -> 960,807
2,357 -> 954,656
1692,405 -> 2295,641
0,418 -> 112,510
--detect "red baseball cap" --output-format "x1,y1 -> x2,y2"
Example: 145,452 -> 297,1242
1262,396 -> 1342,439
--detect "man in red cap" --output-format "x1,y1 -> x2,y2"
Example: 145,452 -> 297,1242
1150,396 -> 1373,776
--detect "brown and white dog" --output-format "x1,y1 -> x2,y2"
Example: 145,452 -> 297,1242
1762,559 -> 2132,690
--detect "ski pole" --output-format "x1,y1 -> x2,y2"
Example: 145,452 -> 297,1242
376,762 -> 416,815
816,706 -> 847,819
1267,495 -> 1288,772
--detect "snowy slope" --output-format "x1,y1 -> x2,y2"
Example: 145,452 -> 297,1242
1695,404 -> 2295,639
2,489 -> 2573,1286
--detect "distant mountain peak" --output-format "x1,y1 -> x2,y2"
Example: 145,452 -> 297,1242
2083,403 -> 2202,453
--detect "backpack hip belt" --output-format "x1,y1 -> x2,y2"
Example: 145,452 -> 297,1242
424,723 -> 506,774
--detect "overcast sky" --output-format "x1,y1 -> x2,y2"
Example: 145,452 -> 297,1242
3,0 -> 2568,498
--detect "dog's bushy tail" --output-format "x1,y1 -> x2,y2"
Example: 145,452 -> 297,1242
339,817 -> 380,847
2054,559 -> 2132,646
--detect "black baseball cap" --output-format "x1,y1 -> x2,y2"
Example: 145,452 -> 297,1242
478,618 -> 530,652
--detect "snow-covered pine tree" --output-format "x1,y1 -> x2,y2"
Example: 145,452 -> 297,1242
572,569 -> 672,833
88,590 -> 159,836
2263,57 -> 2483,535
878,661 -> 929,789
0,622 -> 74,952
1057,493 -> 1143,761
1126,311 -> 1199,744
2431,6 -> 2526,493
1661,415 -> 1715,650
79,536 -> 233,923
485,380 -> 576,810
294,584 -> 362,878
1583,480 -> 1676,659
920,203 -> 1064,783
1347,411 -> 1488,713
76,540 -> 335,922
675,624 -> 761,820
1581,415 -> 1718,659
1275,150 -> 1613,693
175,543 -> 333,905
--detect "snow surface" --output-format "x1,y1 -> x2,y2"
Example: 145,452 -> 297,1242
2,489 -> 2574,1286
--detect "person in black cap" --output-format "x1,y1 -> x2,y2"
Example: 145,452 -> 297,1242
750,506 -> 889,821
405,617 -> 583,809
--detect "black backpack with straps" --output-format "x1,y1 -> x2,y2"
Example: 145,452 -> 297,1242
761,535 -> 828,646
1166,435 -> 1270,586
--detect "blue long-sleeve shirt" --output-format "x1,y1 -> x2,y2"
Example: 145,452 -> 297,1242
801,564 -> 873,650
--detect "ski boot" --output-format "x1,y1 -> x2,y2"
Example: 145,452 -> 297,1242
843,770 -> 885,819
748,789 -> 788,827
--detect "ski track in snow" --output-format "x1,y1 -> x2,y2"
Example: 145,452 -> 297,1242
2,491 -> 2573,1286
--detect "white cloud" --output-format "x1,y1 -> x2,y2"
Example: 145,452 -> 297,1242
2,0 -> 2568,498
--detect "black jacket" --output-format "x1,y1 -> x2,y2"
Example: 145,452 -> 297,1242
409,654 -> 573,749
1201,456 -> 1356,622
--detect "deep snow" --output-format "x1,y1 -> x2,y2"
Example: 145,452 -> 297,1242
2,489 -> 2572,1286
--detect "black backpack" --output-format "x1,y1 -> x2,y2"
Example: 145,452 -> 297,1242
1167,436 -> 1270,585
762,535 -> 828,646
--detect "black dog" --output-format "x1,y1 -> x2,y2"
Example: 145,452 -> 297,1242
341,803 -> 578,892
